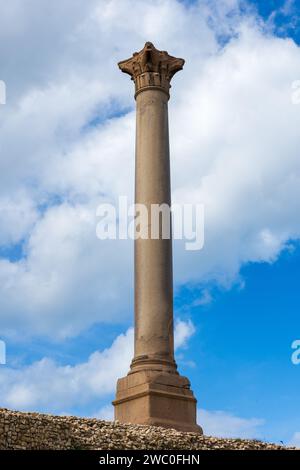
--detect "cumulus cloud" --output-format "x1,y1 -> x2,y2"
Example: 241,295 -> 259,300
0,202 -> 133,338
289,431 -> 300,448
174,319 -> 195,349
0,320 -> 194,413
198,408 -> 265,439
172,24 -> 300,286
0,0 -> 300,338
0,192 -> 38,246
0,328 -> 133,412
94,404 -> 114,422
93,398 -> 266,440
94,405 -> 265,440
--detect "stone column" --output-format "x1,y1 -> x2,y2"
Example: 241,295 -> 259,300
113,43 -> 202,434
134,90 -> 175,374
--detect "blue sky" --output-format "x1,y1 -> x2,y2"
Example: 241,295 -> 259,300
185,241 -> 300,443
0,0 -> 300,446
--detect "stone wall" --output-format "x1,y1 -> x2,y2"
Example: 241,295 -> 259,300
0,408 -> 292,450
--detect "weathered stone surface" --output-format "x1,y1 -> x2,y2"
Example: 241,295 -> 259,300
114,42 -> 200,433
118,42 -> 184,97
0,408 -> 295,450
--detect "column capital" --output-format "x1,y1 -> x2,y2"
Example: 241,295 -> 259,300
118,42 -> 184,98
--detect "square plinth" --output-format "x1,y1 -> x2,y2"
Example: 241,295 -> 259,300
113,370 -> 202,434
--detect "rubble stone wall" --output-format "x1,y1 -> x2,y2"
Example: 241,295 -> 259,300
0,408 -> 292,450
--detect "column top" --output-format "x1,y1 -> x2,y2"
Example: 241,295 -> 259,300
118,42 -> 185,98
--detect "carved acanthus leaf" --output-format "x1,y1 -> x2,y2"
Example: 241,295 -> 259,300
118,42 -> 184,97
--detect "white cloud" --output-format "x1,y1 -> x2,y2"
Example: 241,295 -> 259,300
192,289 -> 213,306
0,320 -> 193,412
174,319 -> 195,349
0,328 -> 133,412
0,192 -> 38,245
289,431 -> 300,448
0,202 -> 134,338
172,24 -> 300,286
95,405 -> 265,439
93,404 -> 264,446
0,317 -> 268,440
198,408 -> 265,439
0,0 -> 300,338
94,404 -> 114,422
93,403 -> 266,439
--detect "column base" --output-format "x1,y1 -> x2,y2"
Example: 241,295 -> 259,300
113,370 -> 202,434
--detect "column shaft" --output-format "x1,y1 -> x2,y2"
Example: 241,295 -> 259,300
133,89 -> 176,372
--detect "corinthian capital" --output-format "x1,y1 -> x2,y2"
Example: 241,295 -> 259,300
118,42 -> 185,98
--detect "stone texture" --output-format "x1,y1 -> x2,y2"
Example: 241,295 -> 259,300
118,42 -> 184,97
114,42 -> 201,434
0,409 -> 295,450
114,371 -> 199,433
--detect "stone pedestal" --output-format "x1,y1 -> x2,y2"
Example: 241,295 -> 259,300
114,371 -> 201,433
113,42 -> 202,434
